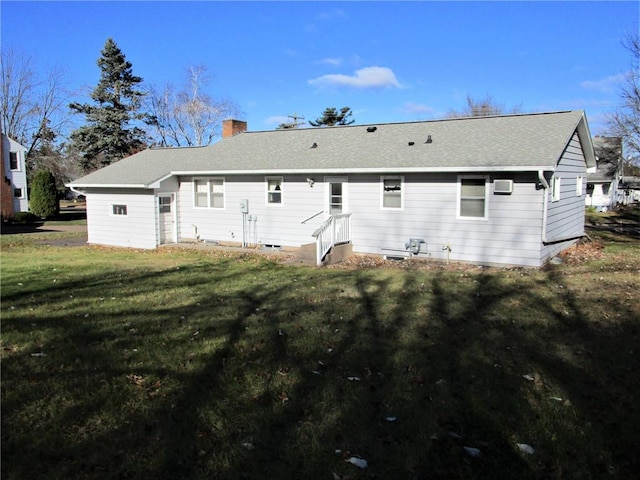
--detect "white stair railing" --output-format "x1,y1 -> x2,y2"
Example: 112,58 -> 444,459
312,214 -> 351,265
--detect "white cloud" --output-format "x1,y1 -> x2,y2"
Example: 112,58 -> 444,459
580,73 -> 625,93
318,57 -> 342,66
402,102 -> 436,115
308,66 -> 402,89
264,115 -> 290,126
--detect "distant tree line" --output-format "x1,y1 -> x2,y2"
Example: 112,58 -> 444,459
2,30 -> 638,216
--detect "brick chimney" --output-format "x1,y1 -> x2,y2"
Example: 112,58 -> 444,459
222,119 -> 247,139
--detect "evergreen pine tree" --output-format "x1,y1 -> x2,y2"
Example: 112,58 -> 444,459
29,170 -> 58,218
69,38 -> 148,171
309,107 -> 355,127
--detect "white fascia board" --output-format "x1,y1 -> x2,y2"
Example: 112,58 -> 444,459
66,183 -> 149,188
171,166 -> 554,176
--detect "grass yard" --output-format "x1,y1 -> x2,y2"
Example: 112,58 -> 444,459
2,211 -> 639,480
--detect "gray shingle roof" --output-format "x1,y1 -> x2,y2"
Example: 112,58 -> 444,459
69,110 -> 594,188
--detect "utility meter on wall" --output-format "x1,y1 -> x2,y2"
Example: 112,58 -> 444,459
239,199 -> 249,213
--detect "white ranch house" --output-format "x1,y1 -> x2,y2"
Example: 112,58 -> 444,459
69,111 -> 596,267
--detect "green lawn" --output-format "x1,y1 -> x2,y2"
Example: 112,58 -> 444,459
2,214 -> 639,479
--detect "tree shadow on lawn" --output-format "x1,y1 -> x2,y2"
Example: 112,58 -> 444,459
2,259 -> 639,479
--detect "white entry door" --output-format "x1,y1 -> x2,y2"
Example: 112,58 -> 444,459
325,177 -> 348,216
158,194 -> 176,244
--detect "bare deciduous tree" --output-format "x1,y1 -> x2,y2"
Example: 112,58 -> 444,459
146,65 -> 240,147
447,95 -> 522,118
1,47 -> 71,160
607,31 -> 640,163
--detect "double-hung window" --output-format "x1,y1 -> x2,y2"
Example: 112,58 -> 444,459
9,152 -> 19,170
266,177 -> 283,205
194,178 -> 224,208
458,176 -> 488,219
381,176 -> 403,209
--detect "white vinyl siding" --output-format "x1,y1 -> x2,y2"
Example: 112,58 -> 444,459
541,132 -> 587,263
85,189 -> 157,249
175,173 -> 547,267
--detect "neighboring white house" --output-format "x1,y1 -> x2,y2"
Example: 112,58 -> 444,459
68,111 -> 596,267
1,133 -> 29,217
619,176 -> 640,205
586,136 -> 621,212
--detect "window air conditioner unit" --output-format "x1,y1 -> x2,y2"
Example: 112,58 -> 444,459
494,179 -> 513,194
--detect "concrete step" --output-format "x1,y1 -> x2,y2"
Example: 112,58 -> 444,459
286,242 -> 353,266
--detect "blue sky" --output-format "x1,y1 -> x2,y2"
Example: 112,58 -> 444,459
2,1 -> 638,136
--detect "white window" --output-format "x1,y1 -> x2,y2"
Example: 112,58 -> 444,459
381,176 -> 403,209
9,152 -> 19,170
552,176 -> 561,202
458,176 -> 488,219
266,177 -> 283,205
111,204 -> 128,216
13,187 -> 24,198
576,176 -> 584,197
193,177 -> 224,208
210,179 -> 224,208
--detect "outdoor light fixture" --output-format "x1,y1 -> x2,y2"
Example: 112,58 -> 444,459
311,142 -> 318,148
307,178 -> 315,187
425,135 -> 433,143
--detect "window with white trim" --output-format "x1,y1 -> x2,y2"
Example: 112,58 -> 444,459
458,176 -> 488,218
193,177 -> 224,208
111,204 -> 128,216
552,176 -> 561,202
9,152 -> 19,170
13,187 -> 23,198
381,176 -> 403,209
576,176 -> 584,197
266,177 -> 283,204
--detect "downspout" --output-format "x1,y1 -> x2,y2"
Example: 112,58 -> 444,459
538,170 -> 550,243
538,170 -> 585,245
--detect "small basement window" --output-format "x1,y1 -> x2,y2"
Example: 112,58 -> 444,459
111,204 -> 128,216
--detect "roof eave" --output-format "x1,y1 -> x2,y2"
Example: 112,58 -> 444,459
66,183 -> 150,189
171,166 -> 554,176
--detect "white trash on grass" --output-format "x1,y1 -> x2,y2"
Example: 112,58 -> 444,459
463,446 -> 482,458
345,457 -> 368,468
516,443 -> 535,455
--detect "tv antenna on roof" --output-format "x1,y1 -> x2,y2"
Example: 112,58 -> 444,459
278,112 -> 306,129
